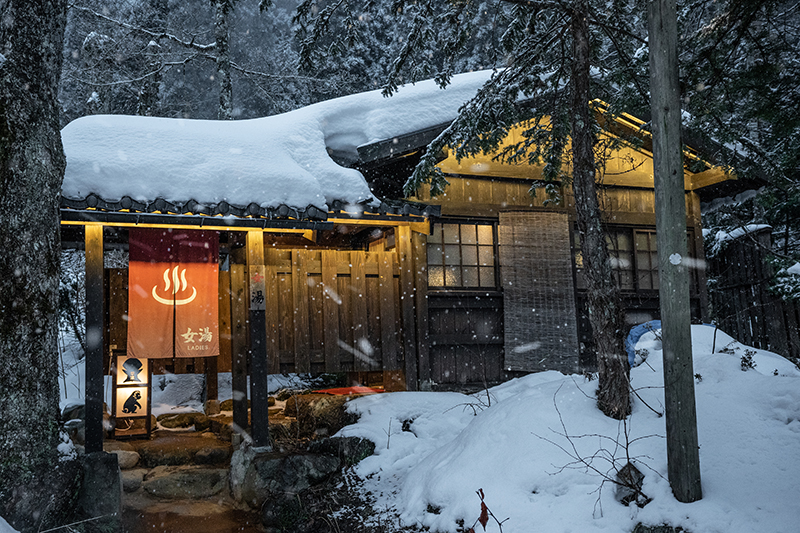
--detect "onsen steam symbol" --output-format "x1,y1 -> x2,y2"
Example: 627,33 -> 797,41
152,266 -> 197,306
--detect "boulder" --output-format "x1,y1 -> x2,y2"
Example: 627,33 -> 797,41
194,446 -> 231,465
121,469 -> 146,493
157,412 -> 210,431
133,432 -> 231,467
64,419 -> 85,446
230,443 -> 341,509
308,437 -> 375,466
220,398 -> 251,411
109,449 -> 140,470
142,465 -> 227,499
61,402 -> 85,422
283,394 -> 356,439
103,441 -> 136,453
76,452 -> 122,532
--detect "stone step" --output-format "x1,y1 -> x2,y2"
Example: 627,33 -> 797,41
139,465 -> 230,500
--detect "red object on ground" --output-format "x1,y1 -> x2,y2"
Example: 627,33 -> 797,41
313,386 -> 384,396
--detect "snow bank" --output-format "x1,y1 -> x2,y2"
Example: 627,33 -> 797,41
337,325 -> 800,533
61,70 -> 492,212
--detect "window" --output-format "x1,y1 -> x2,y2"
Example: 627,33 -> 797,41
574,228 -> 670,292
428,223 -> 496,288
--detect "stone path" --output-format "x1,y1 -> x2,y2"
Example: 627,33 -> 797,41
106,430 -> 264,533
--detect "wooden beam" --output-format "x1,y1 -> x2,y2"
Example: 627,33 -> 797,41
84,225 -> 104,453
229,265 -> 249,433
691,167 -> 733,190
397,226 -> 418,390
378,252 -> 399,372
246,230 -> 270,447
412,231 -> 431,388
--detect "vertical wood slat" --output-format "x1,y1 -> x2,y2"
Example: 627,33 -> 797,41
293,250 -> 311,372
350,251 -> 370,370
397,226 -> 418,390
322,250 -> 340,372
229,264 -> 249,432
265,249 -> 281,375
218,270 -> 233,373
379,251 -> 399,371
85,225 -> 105,453
412,231 -> 431,387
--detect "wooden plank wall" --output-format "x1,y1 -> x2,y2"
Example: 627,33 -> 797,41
248,249 -> 405,377
105,247 -> 410,384
709,228 -> 799,360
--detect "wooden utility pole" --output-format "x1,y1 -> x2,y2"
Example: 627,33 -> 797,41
647,0 -> 702,503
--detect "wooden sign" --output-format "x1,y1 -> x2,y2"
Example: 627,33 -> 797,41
112,354 -> 151,439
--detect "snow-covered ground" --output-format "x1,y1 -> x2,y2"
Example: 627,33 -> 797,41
20,324 -> 798,533
335,325 -> 800,533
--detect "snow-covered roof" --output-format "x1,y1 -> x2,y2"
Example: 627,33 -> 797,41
61,71 -> 493,219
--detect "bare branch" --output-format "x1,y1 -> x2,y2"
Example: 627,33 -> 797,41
70,3 -> 216,52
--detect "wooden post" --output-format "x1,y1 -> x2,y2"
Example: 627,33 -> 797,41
648,0 -> 702,502
397,225 -> 418,390
247,230 -> 270,447
229,264 -> 249,434
412,230 -> 431,389
84,225 -> 104,453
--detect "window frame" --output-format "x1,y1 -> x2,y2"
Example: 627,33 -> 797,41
426,219 -> 500,291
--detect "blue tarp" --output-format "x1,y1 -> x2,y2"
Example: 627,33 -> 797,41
626,320 -> 661,367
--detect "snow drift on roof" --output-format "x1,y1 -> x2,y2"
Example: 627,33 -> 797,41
61,70 -> 493,213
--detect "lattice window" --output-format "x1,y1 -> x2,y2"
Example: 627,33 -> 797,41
574,228 -> 664,292
427,223 -> 496,288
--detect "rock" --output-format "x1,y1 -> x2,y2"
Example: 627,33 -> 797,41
230,443 -> 341,509
283,394 -> 356,439
121,469 -> 146,493
616,462 -> 649,507
109,449 -> 140,470
104,441 -> 135,452
632,524 -> 688,533
261,492 -> 306,529
133,432 -> 232,467
308,437 -> 375,466
157,412 -> 210,431
195,446 -> 231,465
61,402 -> 85,422
76,452 -> 122,532
220,398 -> 251,411
64,418 -> 85,446
142,465 -> 227,499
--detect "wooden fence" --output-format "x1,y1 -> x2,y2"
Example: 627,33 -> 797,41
229,249 -> 405,376
708,227 -> 800,361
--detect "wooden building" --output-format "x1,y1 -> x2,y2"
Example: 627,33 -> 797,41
59,81 -> 733,450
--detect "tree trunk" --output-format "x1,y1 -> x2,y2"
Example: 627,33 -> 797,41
137,0 -> 169,116
648,0 -> 702,503
570,1 -> 630,419
214,0 -> 234,120
0,0 -> 80,529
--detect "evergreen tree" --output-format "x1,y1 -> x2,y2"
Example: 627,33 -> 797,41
682,0 -> 800,261
295,0 -> 653,418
